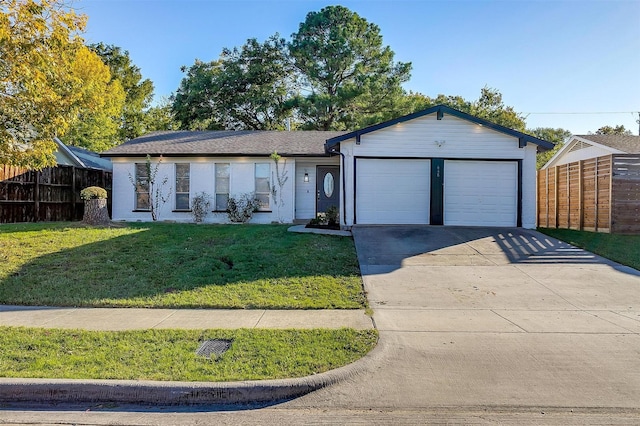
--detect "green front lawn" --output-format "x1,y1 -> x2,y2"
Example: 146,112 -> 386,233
0,326 -> 378,381
538,228 -> 640,270
0,223 -> 365,309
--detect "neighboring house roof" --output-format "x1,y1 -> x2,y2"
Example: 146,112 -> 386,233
325,104 -> 555,151
54,137 -> 85,168
54,138 -> 112,171
573,134 -> 640,153
100,130 -> 348,158
542,134 -> 640,169
67,145 -> 113,171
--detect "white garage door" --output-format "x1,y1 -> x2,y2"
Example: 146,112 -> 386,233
444,160 -> 517,226
356,159 -> 430,224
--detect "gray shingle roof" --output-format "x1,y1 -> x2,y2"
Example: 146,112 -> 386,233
67,145 -> 112,171
101,130 -> 347,157
576,134 -> 640,153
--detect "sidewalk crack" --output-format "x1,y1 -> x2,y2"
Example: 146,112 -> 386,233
41,308 -> 78,326
153,310 -> 177,329
254,310 -> 267,328
491,309 -> 529,333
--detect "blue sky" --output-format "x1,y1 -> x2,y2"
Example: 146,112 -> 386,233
79,0 -> 640,135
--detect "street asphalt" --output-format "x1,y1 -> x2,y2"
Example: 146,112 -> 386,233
2,225 -> 640,424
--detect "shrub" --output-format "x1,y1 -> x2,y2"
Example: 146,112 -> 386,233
80,186 -> 107,200
227,193 -> 261,223
326,205 -> 339,226
190,192 -> 211,223
306,209 -> 340,229
308,217 -> 323,226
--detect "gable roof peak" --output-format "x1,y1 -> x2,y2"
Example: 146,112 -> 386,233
573,134 -> 640,153
325,104 -> 554,151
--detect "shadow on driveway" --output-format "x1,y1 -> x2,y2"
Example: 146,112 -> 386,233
352,225 -> 640,275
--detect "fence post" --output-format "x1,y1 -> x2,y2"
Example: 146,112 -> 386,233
608,155 -> 613,233
71,166 -> 77,220
554,166 -> 559,228
566,163 -> 570,228
578,160 -> 584,230
545,168 -> 549,227
34,170 -> 40,222
594,159 -> 599,232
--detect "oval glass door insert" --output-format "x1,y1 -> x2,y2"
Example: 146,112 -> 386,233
323,173 -> 334,198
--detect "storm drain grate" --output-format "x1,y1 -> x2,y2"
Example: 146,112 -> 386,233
196,339 -> 232,359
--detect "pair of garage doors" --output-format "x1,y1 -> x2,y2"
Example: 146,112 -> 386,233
356,158 -> 518,226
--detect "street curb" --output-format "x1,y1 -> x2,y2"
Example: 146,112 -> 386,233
0,336 -> 387,406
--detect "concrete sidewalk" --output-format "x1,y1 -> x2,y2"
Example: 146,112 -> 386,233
0,305 -> 373,330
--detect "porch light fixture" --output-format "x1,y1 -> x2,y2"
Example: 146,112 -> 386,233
303,172 -> 309,182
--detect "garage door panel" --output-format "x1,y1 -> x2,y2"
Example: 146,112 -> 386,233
444,161 -> 517,227
356,159 -> 430,224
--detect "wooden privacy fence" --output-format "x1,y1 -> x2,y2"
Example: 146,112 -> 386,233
0,164 -> 112,223
537,154 -> 640,234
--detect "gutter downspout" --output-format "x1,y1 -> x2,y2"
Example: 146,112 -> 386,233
328,147 -> 347,227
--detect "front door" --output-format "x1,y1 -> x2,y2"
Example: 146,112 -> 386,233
316,166 -> 339,214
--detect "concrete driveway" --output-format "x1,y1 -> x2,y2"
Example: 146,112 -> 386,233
288,226 -> 640,412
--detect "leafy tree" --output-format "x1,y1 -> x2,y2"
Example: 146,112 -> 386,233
170,7 -> 525,135
171,60 -> 225,130
395,87 -> 527,132
289,5 -> 412,130
416,87 -> 526,131
89,43 -> 155,141
0,0 -> 123,168
61,48 -> 126,152
396,91 -> 432,114
173,36 -> 294,131
215,35 -> 295,130
529,127 -> 572,169
174,5 -> 416,132
470,87 -> 526,132
143,97 -> 178,132
594,125 -> 632,135
428,94 -> 472,113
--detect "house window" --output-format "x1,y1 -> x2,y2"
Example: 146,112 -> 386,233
215,163 -> 230,211
134,163 -> 150,210
255,163 -> 270,210
175,163 -> 190,210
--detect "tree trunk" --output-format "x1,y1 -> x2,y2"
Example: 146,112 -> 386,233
82,199 -> 110,225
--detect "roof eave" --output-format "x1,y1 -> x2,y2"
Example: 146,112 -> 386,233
54,137 -> 88,168
100,152 -> 332,158
325,105 -> 555,152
